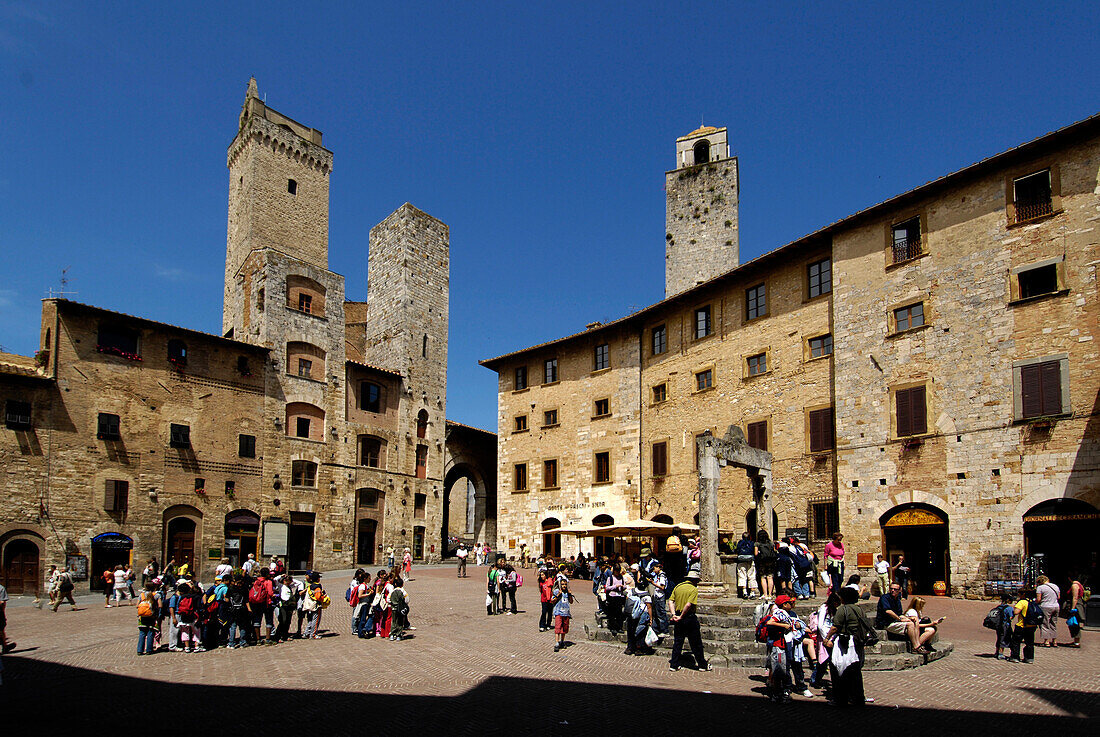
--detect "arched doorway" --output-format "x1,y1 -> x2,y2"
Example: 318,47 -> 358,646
1023,498 -> 1100,586
443,463 -> 484,555
746,508 -> 779,540
593,514 -> 615,558
225,510 -> 260,568
90,532 -> 133,591
542,517 -> 562,559
2,538 -> 40,595
880,503 -> 950,594
355,488 -> 385,565
693,139 -> 710,164
166,518 -> 196,570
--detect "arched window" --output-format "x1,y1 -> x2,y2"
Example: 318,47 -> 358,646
592,514 -> 614,527
693,139 -> 710,165
286,275 -> 326,316
285,402 -> 325,441
651,514 -> 674,524
286,342 -> 326,381
167,339 -> 187,366
417,409 -> 429,439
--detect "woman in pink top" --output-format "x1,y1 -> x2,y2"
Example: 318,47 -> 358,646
823,532 -> 845,594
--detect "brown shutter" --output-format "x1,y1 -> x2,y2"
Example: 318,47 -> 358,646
896,389 -> 912,437
104,480 -> 115,511
912,386 -> 927,435
118,481 -> 129,512
1040,361 -> 1062,416
810,409 -> 831,452
1021,364 -> 1042,418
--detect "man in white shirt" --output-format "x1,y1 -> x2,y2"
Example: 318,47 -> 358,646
874,554 -> 890,596
242,553 -> 258,576
215,558 -> 233,579
456,543 -> 469,578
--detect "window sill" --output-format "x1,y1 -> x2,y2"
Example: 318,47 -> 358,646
1007,208 -> 1063,230
541,486 -> 561,491
649,400 -> 669,408
886,323 -> 931,340
743,313 -> 769,325
1013,413 -> 1070,426
744,370 -> 771,380
542,380 -> 560,388
357,463 -> 383,470
287,373 -> 325,384
512,428 -> 529,435
287,435 -> 326,444
802,291 -> 832,305
692,386 -> 715,395
511,387 -> 530,395
591,367 -> 611,376
541,423 -> 560,429
1008,289 -> 1070,307
284,305 -> 328,321
805,353 -> 832,364
807,449 -> 835,458
511,489 -> 529,494
692,332 -> 716,345
591,413 -> 612,420
592,480 -> 613,486
290,485 -> 317,491
886,252 -> 928,271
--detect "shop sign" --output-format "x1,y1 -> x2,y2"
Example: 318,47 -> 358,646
1023,513 -> 1100,523
66,554 -> 88,581
91,532 -> 133,549
884,509 -> 944,527
262,521 -> 288,556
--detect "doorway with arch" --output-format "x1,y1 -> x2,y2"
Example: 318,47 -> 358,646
880,503 -> 950,594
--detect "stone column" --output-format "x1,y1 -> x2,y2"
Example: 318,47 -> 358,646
755,468 -> 773,540
696,435 -> 727,598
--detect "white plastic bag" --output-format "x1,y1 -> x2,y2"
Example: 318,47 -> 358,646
644,626 -> 659,647
821,570 -> 831,586
831,635 -> 860,675
485,594 -> 493,607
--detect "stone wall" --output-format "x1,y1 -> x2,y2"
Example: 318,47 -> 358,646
665,159 -> 739,297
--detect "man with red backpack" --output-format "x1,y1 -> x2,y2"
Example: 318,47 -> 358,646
249,568 -> 275,645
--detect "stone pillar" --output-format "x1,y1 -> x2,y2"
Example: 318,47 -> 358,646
755,468 -> 773,539
696,435 -> 727,598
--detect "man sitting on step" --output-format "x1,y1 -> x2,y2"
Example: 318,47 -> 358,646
876,582 -> 931,654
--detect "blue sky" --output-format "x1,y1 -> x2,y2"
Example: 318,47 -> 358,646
1,1 -> 1097,432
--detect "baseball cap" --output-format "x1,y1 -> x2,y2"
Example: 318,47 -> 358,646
775,594 -> 794,606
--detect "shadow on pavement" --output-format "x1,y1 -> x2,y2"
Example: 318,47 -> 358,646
1,657 -> 1096,734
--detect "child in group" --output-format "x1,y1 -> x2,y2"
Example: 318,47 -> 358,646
174,582 -> 201,653
136,583 -> 160,655
538,570 -> 554,632
551,579 -> 576,653
993,593 -> 1015,660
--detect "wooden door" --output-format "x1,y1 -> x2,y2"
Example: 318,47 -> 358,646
166,518 -> 197,569
3,540 -> 40,596
357,519 -> 376,565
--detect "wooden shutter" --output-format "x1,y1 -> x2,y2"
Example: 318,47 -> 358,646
1020,364 -> 1043,418
653,442 -> 667,476
896,389 -> 912,437
104,480 -> 116,511
911,386 -> 927,435
747,421 -> 767,451
117,481 -> 128,512
1040,361 -> 1062,416
809,408 -> 832,452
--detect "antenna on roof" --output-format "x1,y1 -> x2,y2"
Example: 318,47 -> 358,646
46,267 -> 77,299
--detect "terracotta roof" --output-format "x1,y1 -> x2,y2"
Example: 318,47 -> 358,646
481,110 -> 1100,370
445,419 -> 497,436
0,352 -> 47,379
345,359 -> 403,378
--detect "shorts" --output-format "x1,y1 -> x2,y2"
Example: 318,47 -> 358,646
886,621 -> 909,636
756,558 -> 776,575
554,615 -> 570,635
252,605 -> 274,628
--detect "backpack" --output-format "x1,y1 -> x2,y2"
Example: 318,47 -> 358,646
204,585 -> 221,614
791,547 -> 812,572
137,594 -> 154,618
249,578 -> 271,606
982,606 -> 1002,630
1023,599 -> 1044,627
312,585 -> 330,609
228,589 -> 246,612
757,543 -> 777,560
177,594 -> 196,619
345,585 -> 354,604
754,615 -> 771,644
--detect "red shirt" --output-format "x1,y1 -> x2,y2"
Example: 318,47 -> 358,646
539,579 -> 554,603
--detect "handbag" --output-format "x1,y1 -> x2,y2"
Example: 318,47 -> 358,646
820,570 -> 831,586
831,635 -> 860,675
644,626 -> 659,647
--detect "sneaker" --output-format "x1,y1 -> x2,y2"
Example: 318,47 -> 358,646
864,697 -> 875,703
168,646 -> 179,652
196,647 -> 206,652
554,644 -> 561,652
623,649 -> 635,655
702,664 -> 713,672
669,664 -> 681,671
1023,659 -> 1034,664
799,689 -> 814,698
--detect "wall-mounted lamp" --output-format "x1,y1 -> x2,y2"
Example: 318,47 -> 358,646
273,417 -> 283,430
644,496 -> 661,512
148,487 -> 158,502
273,473 -> 282,490
691,491 -> 700,508
330,426 -> 338,438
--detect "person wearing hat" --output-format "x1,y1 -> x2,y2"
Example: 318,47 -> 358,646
638,546 -> 657,589
661,536 -> 688,590
764,594 -> 797,702
667,565 -> 710,671
456,543 -> 469,578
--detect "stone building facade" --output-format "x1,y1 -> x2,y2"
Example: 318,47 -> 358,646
0,80 -> 495,595
483,115 -> 1100,595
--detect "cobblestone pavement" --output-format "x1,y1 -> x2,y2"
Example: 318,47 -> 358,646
2,566 -> 1096,734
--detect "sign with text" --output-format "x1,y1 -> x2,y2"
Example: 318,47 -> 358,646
262,521 -> 289,556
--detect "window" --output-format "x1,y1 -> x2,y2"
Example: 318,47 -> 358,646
809,334 -> 833,359
544,358 -> 558,384
169,423 -> 191,448
103,480 -> 128,512
297,358 -> 313,378
693,138 -> 710,165
96,325 -> 140,358
746,284 -> 766,320
223,480 -> 235,495
652,441 -> 668,477
808,407 -> 834,453
194,478 -> 205,493
652,383 -> 667,403
812,500 -> 839,540
238,434 -> 256,458
694,305 -> 712,339
893,302 -> 925,332
358,489 -> 379,508
695,368 -> 713,391
652,324 -> 667,355
414,493 -> 426,519
167,339 -> 187,365
295,417 -> 311,439
514,463 -> 528,492
417,410 -> 428,439
360,382 -> 382,412
594,343 -> 609,371
747,353 -> 767,377
291,460 -> 317,487
4,400 -> 31,429
594,398 -> 610,417
287,178 -> 298,195
514,366 -> 527,391
747,420 -> 768,451
895,386 -> 928,437
543,459 -> 558,489
97,412 -> 121,440
514,415 -> 528,433
543,409 -> 558,427
1019,360 -> 1065,419
415,444 -> 428,479
359,436 -> 382,467
891,217 -> 922,263
237,356 -> 252,376
1017,263 -> 1060,299
808,258 -> 832,298
298,293 -> 313,314
1013,169 -> 1053,224
422,334 -> 428,359
594,452 -> 611,484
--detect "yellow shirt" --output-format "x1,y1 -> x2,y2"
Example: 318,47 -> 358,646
669,580 -> 698,615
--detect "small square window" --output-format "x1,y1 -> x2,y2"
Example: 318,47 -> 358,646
1013,170 -> 1053,224
4,400 -> 32,429
746,284 -> 767,320
1017,264 -> 1059,299
894,303 -> 925,332
747,353 -> 767,377
297,358 -> 312,378
812,500 -> 839,540
652,441 -> 668,477
295,417 -> 311,438
514,463 -> 528,491
594,398 -> 610,417
808,407 -> 835,453
360,382 -> 382,412
543,409 -> 558,427
543,459 -> 558,489
747,420 -> 768,451
891,217 -> 922,263
544,358 -> 558,384
807,259 -> 832,298
194,477 -> 206,493
238,434 -> 256,458
298,293 -> 312,314
359,436 -> 382,467
694,306 -> 712,339
809,334 -> 833,359
169,423 -> 191,448
652,383 -> 668,404
225,480 -> 235,495
594,452 -> 611,484
513,415 -> 528,433
1019,360 -> 1065,419
594,343 -> 609,371
695,369 -> 713,391
291,460 -> 316,487
103,479 -> 129,512
97,412 -> 121,440
514,366 -> 527,391
895,385 -> 928,437
652,325 -> 667,355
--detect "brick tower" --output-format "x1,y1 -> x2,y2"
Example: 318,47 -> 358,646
664,125 -> 739,297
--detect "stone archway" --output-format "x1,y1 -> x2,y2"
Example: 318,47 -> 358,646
879,502 -> 951,594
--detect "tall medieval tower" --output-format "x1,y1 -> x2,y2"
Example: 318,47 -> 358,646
664,125 -> 739,297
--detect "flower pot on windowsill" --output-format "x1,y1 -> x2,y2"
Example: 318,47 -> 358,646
902,437 -> 924,451
1026,417 -> 1057,430
195,488 -> 206,496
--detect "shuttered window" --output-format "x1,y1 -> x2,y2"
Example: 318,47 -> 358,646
1021,361 -> 1063,418
895,386 -> 928,437
104,480 -> 128,512
808,407 -> 834,453
747,421 -> 768,451
652,441 -> 668,477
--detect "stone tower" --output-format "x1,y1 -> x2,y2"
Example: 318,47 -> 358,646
664,125 -> 739,298
224,78 -> 333,336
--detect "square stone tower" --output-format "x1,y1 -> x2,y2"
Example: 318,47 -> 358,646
664,125 -> 739,297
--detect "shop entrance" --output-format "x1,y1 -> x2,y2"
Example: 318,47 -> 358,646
1,539 -> 40,596
357,519 -> 377,565
880,504 -> 949,594
1023,498 -> 1100,586
90,532 -> 133,591
288,512 -> 315,573
542,517 -> 562,559
225,510 -> 259,568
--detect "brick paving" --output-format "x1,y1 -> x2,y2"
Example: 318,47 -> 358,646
2,566 -> 1097,734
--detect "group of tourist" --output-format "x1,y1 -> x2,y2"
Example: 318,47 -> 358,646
346,568 -> 413,640
989,574 -> 1086,663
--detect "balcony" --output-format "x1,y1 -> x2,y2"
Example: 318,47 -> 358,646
891,238 -> 923,264
1013,199 -> 1054,225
